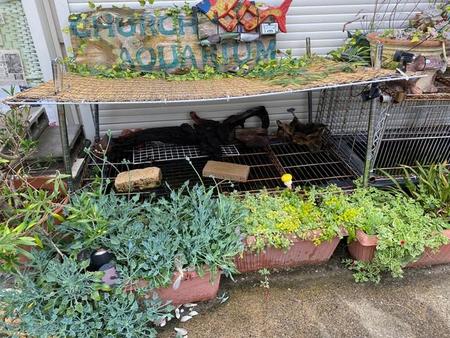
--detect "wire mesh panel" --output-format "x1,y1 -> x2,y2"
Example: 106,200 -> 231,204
373,100 -> 450,176
132,142 -> 240,164
317,86 -> 450,182
316,86 -> 376,175
84,144 -> 285,196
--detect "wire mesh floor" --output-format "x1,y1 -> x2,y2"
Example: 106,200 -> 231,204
83,140 -> 358,197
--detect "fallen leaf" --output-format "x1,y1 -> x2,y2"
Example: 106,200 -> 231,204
173,275 -> 182,290
175,327 -> 188,336
180,315 -> 192,322
217,292 -> 229,304
183,303 -> 197,308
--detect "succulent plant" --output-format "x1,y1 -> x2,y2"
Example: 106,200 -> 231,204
380,4 -> 450,41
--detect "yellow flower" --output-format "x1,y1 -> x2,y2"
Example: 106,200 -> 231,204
341,208 -> 360,222
281,173 -> 293,183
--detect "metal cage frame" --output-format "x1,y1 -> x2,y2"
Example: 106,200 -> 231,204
317,86 -> 450,183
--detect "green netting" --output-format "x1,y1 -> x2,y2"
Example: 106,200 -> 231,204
0,0 -> 43,85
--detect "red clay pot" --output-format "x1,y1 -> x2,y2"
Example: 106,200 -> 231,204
347,230 -> 378,262
367,32 -> 444,48
12,175 -> 67,194
235,236 -> 341,273
348,229 -> 450,267
127,270 -> 221,305
409,229 -> 450,268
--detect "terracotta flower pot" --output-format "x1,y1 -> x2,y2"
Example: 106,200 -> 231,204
235,236 -> 341,273
348,229 -> 450,267
126,270 -> 221,305
12,175 -> 68,194
347,230 -> 378,262
367,32 -> 446,68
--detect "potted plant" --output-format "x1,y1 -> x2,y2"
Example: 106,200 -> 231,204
233,186 -> 350,273
0,86 -> 69,271
346,187 -> 450,283
381,162 -> 450,268
59,184 -> 245,305
0,170 -> 68,272
385,162 -> 449,221
0,255 -> 173,337
367,4 -> 450,69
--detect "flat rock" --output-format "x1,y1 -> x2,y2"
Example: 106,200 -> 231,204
114,167 -> 162,192
202,160 -> 250,182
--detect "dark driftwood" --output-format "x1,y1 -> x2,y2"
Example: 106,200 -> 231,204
112,106 -> 270,157
276,117 -> 326,152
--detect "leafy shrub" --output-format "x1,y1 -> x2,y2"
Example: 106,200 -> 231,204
59,184 -> 245,287
346,187 -> 449,283
145,184 -> 245,278
385,162 -> 450,221
0,175 -> 67,273
0,254 -> 173,337
0,222 -> 41,273
238,186 -> 353,252
328,30 -> 371,65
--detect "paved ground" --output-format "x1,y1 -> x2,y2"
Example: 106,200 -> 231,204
160,244 -> 450,338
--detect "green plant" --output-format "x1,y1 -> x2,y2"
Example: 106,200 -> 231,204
0,222 -> 40,274
0,86 -> 36,161
87,0 -> 155,10
147,184 -> 245,278
384,162 -> 450,221
377,3 -> 450,41
66,48 -> 357,86
346,187 -> 449,283
0,86 -> 70,273
258,268 -> 270,289
243,54 -> 356,87
238,186 -> 351,252
59,183 -> 245,288
328,30 -> 371,66
0,254 -> 173,337
0,174 -> 67,274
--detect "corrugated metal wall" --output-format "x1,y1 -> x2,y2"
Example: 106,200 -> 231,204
63,0 -> 429,136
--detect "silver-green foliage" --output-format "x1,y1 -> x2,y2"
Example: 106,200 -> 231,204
0,254 -> 173,337
60,184 -> 245,288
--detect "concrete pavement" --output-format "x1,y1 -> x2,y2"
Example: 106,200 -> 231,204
160,246 -> 450,338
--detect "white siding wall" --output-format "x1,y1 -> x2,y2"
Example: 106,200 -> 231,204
57,0 -> 429,137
